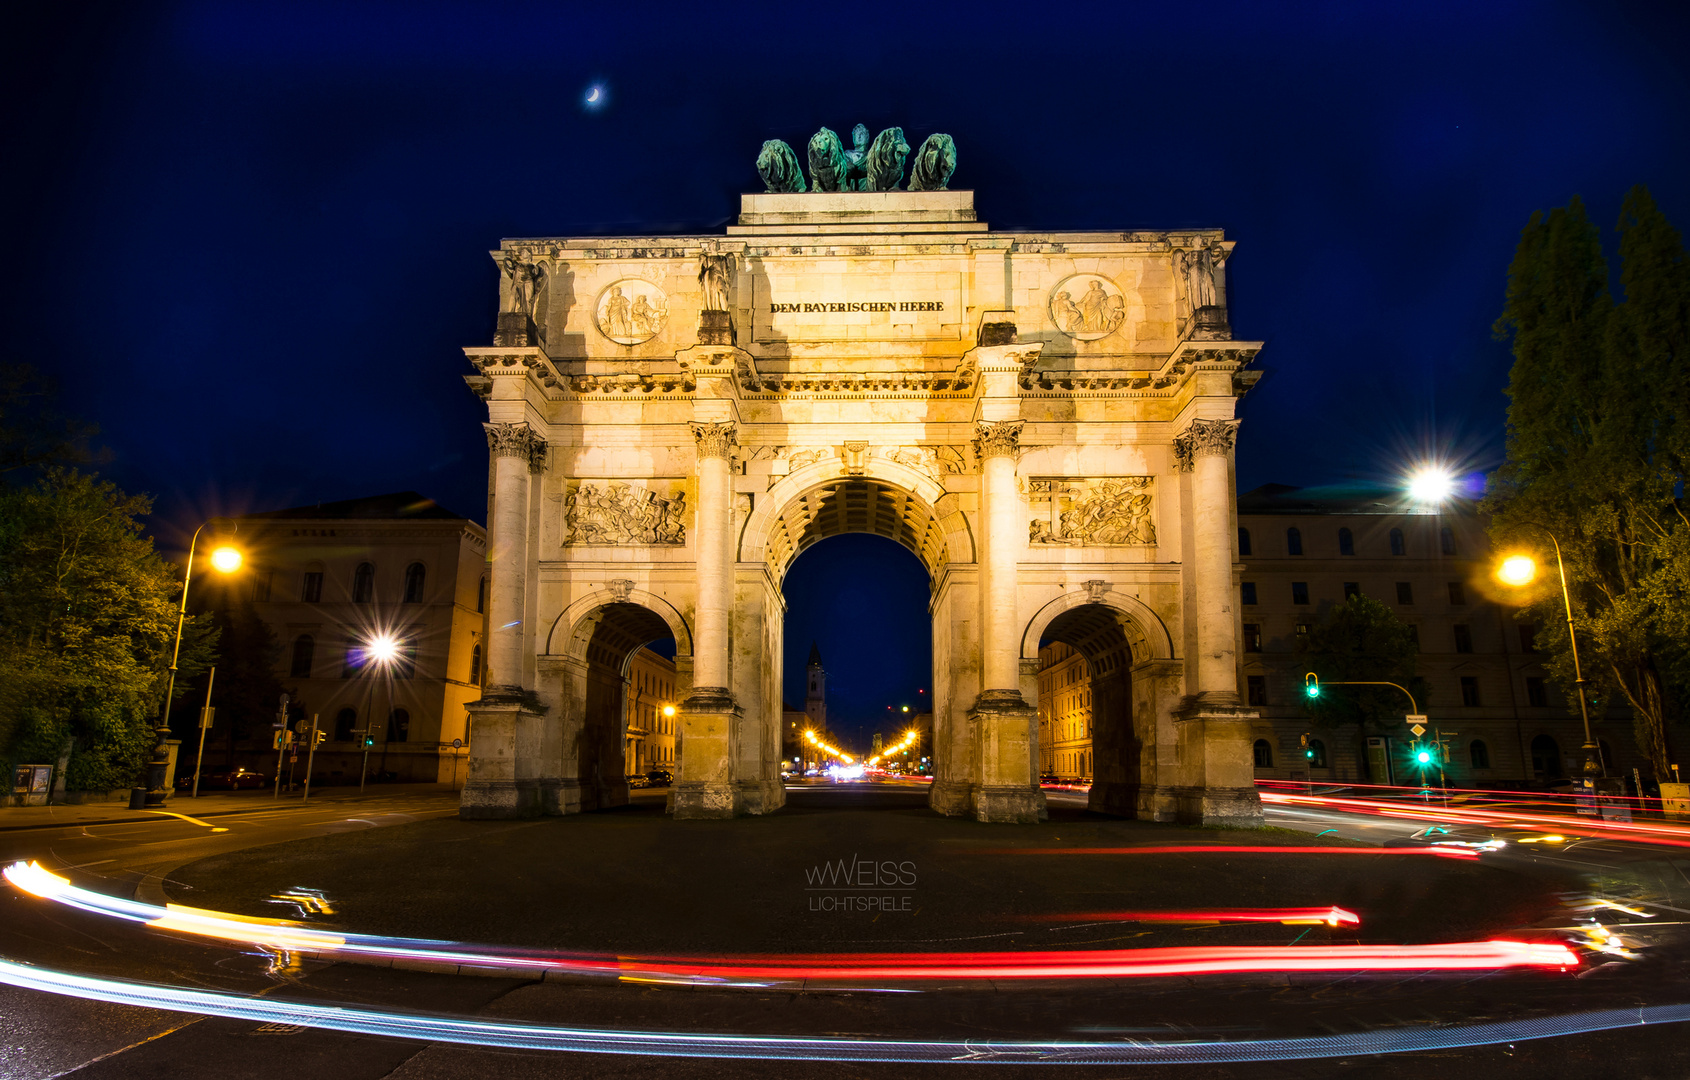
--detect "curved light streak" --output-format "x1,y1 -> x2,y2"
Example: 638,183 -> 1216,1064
0,955 -> 1667,1065
1027,907 -> 1360,926
984,845 -> 1479,860
1260,790 -> 1690,849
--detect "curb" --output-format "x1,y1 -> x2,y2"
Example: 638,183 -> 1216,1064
0,795 -> 457,832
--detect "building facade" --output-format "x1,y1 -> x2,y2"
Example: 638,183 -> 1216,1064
1030,484 -> 1644,788
624,646 -> 678,775
225,492 -> 487,785
461,148 -> 1264,825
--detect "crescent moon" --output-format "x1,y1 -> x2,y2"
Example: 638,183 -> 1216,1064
586,87 -> 601,103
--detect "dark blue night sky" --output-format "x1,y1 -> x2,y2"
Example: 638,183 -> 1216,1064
6,2 -> 1686,749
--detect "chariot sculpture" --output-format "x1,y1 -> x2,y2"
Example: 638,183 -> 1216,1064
756,125 -> 956,192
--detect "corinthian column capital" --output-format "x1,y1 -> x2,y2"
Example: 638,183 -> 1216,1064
484,422 -> 548,472
973,420 -> 1023,461
1178,418 -> 1240,459
690,421 -> 738,460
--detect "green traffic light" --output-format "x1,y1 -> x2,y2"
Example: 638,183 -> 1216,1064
1305,686 -> 1320,698
1416,749 -> 1432,764
1304,749 -> 1315,759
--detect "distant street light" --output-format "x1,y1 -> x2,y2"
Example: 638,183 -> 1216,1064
1406,466 -> 1457,505
1495,532 -> 1602,779
138,521 -> 242,808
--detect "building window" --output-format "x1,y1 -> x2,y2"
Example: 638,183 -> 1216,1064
477,576 -> 486,613
1295,622 -> 1311,638
1253,739 -> 1273,768
1518,625 -> 1537,653
1307,739 -> 1327,768
1287,527 -> 1303,556
353,563 -> 375,603
301,571 -> 323,603
1441,526 -> 1457,556
470,644 -> 482,685
1241,581 -> 1258,605
251,568 -> 273,603
1243,624 -> 1263,652
1447,581 -> 1466,605
1246,675 -> 1267,705
1407,625 -> 1420,651
1238,528 -> 1252,556
1395,581 -> 1414,605
1338,527 -> 1354,556
1389,528 -> 1406,556
403,563 -> 426,604
1343,582 -> 1361,600
1470,739 -> 1491,769
1292,581 -> 1310,605
388,708 -> 410,743
334,708 -> 357,741
1460,676 -> 1481,706
1526,676 -> 1547,707
1453,624 -> 1473,653
289,634 -> 314,679
1531,734 -> 1562,779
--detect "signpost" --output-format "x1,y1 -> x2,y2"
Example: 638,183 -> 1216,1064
301,714 -> 321,804
272,694 -> 291,799
190,667 -> 216,798
450,737 -> 464,790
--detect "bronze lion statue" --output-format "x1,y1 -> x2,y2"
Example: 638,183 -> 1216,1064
908,133 -> 956,191
807,127 -> 849,192
865,127 -> 910,191
756,140 -> 806,193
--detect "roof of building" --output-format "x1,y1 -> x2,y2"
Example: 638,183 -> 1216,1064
808,641 -> 824,667
1236,483 -> 1458,517
244,491 -> 472,522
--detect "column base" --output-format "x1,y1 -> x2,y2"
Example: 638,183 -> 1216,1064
1136,786 -> 1180,822
1168,784 -> 1264,827
735,778 -> 785,815
1087,780 -> 1141,818
975,785 -> 1047,824
540,778 -> 580,816
670,782 -> 738,819
928,779 -> 973,818
459,779 -> 541,819
672,687 -> 742,820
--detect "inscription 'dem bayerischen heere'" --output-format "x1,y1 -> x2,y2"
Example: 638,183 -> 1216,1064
768,301 -> 946,314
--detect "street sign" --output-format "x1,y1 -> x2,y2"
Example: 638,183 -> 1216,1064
1405,714 -> 1427,726
199,707 -> 215,730
452,738 -> 463,749
1409,723 -> 1426,738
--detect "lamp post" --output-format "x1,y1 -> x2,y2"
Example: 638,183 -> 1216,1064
357,633 -> 401,791
136,522 -> 242,809
1496,534 -> 1602,780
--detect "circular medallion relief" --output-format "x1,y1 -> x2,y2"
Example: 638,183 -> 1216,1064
1049,274 -> 1126,341
595,279 -> 669,345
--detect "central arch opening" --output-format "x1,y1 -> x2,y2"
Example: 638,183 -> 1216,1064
1038,604 -> 1144,816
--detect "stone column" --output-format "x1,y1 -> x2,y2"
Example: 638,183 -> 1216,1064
1181,418 -> 1241,704
672,421 -> 742,819
461,421 -> 548,819
967,420 -> 1045,824
1170,417 -> 1261,826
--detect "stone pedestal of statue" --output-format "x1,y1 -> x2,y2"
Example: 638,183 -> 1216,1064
494,312 -> 532,347
461,696 -> 546,819
670,687 -> 741,819
1172,701 -> 1263,826
969,690 -> 1046,824
697,310 -> 733,346
1191,305 -> 1231,340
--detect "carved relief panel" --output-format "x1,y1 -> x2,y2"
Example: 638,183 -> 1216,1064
1027,477 -> 1156,546
562,480 -> 688,545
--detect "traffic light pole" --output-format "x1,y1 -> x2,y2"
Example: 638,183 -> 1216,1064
1303,674 -> 1431,786
302,714 -> 320,804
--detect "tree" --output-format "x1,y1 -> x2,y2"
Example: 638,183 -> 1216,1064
167,587 -> 283,772
0,470 -> 216,791
1486,187 -> 1690,780
1293,594 -> 1423,779
0,363 -> 104,476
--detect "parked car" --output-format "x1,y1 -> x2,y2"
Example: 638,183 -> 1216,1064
644,769 -> 673,787
627,774 -> 651,789
176,768 -> 267,791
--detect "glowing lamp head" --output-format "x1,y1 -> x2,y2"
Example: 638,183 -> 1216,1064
662,705 -> 676,717
209,546 -> 243,573
366,634 -> 401,665
1498,555 -> 1536,587
1407,466 -> 1457,505
901,705 -> 909,713
1416,749 -> 1433,764
1303,673 -> 1320,699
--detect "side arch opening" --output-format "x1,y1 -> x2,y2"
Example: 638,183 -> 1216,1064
573,602 -> 680,810
1037,604 -> 1146,817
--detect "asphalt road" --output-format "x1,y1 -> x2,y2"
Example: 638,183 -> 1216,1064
3,782 -> 1689,1079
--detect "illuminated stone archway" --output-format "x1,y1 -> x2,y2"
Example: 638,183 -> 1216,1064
460,184 -> 1265,825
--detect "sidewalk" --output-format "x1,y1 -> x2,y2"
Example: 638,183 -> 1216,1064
0,783 -> 461,831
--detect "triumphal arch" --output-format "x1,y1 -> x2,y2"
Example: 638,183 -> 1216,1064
460,127 -> 1264,825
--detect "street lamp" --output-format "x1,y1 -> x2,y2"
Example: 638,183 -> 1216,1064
1494,535 -> 1602,780
137,522 -> 242,808
357,632 -> 402,791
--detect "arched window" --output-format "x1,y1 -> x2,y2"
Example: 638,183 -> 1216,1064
1238,527 -> 1253,556
334,708 -> 357,742
470,644 -> 483,685
389,708 -> 410,743
1287,527 -> 1303,556
1440,526 -> 1456,556
352,562 -> 375,603
477,577 -> 486,613
1389,528 -> 1406,556
403,562 -> 425,604
1253,739 -> 1273,768
1338,527 -> 1354,556
1469,739 -> 1491,769
289,634 -> 314,678
1530,734 -> 1562,779
1307,739 -> 1327,768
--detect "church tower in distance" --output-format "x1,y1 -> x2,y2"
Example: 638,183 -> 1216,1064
805,642 -> 827,733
